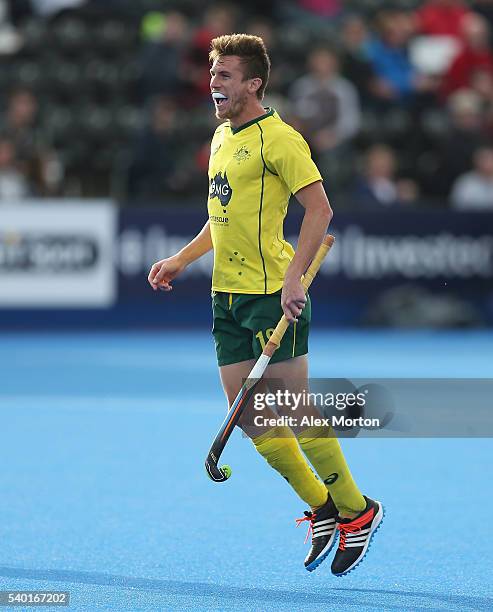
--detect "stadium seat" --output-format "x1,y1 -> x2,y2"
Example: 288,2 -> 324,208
53,17 -> 87,52
19,18 -> 46,54
15,60 -> 43,89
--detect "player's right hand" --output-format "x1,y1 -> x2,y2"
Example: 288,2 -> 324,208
148,255 -> 186,292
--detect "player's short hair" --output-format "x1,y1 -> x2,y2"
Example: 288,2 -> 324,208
209,34 -> 271,100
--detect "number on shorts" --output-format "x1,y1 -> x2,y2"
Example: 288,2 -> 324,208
255,328 -> 275,350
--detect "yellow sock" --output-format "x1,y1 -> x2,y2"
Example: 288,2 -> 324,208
251,426 -> 328,508
297,426 -> 366,516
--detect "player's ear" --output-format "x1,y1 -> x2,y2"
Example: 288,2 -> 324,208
249,77 -> 262,95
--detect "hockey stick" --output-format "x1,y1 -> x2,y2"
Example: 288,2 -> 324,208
205,234 -> 335,482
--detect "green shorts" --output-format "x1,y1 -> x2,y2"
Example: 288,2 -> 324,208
211,290 -> 311,367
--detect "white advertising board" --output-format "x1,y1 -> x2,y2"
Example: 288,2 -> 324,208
0,201 -> 117,308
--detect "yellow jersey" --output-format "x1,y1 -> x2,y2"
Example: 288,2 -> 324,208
207,108 -> 322,294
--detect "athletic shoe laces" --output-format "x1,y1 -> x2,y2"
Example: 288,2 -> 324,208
295,511 -> 316,544
337,508 -> 373,550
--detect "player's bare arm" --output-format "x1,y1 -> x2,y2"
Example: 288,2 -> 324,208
281,181 -> 333,322
148,220 -> 213,291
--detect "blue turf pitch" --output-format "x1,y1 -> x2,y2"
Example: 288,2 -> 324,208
0,330 -> 492,611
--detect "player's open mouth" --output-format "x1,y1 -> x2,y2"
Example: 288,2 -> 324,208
212,92 -> 229,108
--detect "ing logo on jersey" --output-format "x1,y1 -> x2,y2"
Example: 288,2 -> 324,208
233,146 -> 251,164
209,172 -> 232,206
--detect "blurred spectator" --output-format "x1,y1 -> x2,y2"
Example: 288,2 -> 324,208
0,136 -> 30,200
127,97 -> 181,201
3,88 -> 61,195
450,146 -> 493,208
290,47 -> 360,155
182,4 -> 236,107
472,0 -> 493,32
470,65 -> 493,102
396,177 -> 421,205
352,144 -> 412,207
5,89 -> 39,157
365,8 -> 435,105
339,14 -> 376,103
411,1 -> 469,78
425,89 -> 489,197
137,11 -> 189,102
441,13 -> 493,98
416,0 -> 470,37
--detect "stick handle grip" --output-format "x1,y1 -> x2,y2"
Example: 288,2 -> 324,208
264,235 -> 335,356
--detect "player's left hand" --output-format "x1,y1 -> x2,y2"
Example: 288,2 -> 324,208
281,276 -> 306,323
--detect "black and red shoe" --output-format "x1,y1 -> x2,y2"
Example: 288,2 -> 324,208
296,495 -> 338,572
331,496 -> 384,576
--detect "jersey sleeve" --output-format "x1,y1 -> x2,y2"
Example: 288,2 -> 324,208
210,122 -> 228,154
264,127 -> 322,194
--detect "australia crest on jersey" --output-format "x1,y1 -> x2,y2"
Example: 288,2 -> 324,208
233,146 -> 251,164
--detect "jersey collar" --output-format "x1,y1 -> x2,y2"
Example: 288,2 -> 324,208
230,108 -> 275,135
